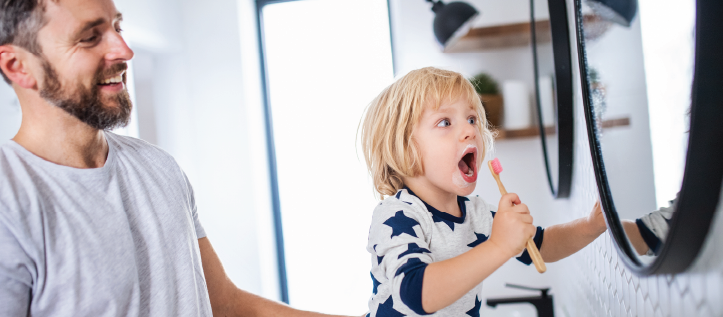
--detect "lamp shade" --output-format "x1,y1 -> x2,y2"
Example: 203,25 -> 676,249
587,0 -> 638,27
430,1 -> 479,46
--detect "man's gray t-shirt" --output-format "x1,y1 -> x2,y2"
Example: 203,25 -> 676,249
0,132 -> 212,316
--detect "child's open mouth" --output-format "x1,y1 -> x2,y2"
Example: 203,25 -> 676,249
458,145 -> 478,183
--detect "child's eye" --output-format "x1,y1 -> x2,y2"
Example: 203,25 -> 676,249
437,119 -> 451,127
468,117 -> 476,125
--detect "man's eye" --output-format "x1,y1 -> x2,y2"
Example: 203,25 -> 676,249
437,119 -> 451,127
81,35 -> 98,43
468,117 -> 476,125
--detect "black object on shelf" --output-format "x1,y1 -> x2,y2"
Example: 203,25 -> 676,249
426,0 -> 479,46
486,283 -> 554,317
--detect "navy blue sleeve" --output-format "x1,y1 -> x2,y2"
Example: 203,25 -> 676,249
516,226 -> 545,265
397,258 -> 430,315
636,218 -> 662,255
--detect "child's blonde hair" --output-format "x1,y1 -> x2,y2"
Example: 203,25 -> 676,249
360,67 -> 495,198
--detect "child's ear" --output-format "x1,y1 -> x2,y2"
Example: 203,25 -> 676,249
0,45 -> 38,89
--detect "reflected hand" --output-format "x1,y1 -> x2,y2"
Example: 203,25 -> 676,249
587,200 -> 607,235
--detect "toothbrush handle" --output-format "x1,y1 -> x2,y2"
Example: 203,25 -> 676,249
489,163 -> 546,273
527,239 -> 546,273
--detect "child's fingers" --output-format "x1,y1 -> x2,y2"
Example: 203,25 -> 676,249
511,203 -> 530,215
517,213 -> 533,224
500,193 -> 522,207
525,224 -> 537,239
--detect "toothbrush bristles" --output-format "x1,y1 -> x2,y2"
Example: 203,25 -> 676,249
490,158 -> 503,174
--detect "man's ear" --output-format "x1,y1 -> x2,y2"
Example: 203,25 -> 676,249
0,45 -> 37,89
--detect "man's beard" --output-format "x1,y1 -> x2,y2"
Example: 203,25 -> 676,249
39,58 -> 133,131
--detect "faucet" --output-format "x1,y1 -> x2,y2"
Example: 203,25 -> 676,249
485,283 -> 554,317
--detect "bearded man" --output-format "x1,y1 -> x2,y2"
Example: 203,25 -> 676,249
0,0 -> 351,316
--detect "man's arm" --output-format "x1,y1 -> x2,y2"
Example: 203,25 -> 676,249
199,237 -> 356,317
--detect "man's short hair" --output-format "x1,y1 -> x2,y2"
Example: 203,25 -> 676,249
0,0 -> 48,84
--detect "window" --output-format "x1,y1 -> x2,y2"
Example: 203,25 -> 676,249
258,0 -> 394,313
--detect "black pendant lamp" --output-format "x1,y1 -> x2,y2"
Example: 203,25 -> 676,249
586,0 -> 638,27
427,0 -> 479,46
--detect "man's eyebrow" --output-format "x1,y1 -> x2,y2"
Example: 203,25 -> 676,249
73,18 -> 105,37
73,13 -> 123,38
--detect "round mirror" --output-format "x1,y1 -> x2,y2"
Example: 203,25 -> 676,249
575,0 -> 723,274
530,0 -> 574,198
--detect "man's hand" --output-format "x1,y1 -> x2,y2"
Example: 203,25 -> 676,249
488,193 -> 536,259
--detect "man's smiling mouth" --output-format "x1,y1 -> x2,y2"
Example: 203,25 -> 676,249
99,72 -> 124,85
458,145 -> 478,183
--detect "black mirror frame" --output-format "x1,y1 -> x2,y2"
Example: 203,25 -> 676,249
574,0 -> 723,274
531,0 -> 574,199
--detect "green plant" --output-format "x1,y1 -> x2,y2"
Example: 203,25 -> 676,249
469,73 -> 500,95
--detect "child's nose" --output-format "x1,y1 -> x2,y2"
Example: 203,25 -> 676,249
460,123 -> 476,141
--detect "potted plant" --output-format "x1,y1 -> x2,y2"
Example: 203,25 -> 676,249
470,73 -> 503,128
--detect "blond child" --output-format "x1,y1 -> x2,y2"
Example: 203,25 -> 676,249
359,67 -> 607,317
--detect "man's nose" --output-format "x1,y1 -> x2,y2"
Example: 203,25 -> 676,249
105,31 -> 134,62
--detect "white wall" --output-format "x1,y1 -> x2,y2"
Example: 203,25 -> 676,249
114,0 -> 279,300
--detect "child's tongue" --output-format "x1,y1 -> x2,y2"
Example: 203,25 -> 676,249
458,159 -> 470,174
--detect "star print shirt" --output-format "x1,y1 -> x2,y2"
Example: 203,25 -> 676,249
366,188 -> 544,317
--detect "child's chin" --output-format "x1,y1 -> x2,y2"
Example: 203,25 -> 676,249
452,171 -> 477,195
451,182 -> 477,196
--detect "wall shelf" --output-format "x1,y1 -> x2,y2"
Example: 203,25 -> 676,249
444,14 -> 609,53
495,117 -> 629,140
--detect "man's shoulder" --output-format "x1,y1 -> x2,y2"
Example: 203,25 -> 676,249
0,142 -> 35,189
105,132 -> 180,169
105,131 -> 172,156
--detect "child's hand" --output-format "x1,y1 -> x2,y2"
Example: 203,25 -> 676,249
488,193 -> 537,259
587,200 -> 607,235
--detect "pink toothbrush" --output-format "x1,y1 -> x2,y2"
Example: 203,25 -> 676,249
488,158 -> 546,273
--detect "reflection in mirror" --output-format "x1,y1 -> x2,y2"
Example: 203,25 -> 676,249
531,0 -> 573,198
578,0 -> 696,264
531,0 -> 559,192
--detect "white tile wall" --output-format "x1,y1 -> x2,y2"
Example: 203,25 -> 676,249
548,90 -> 723,317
